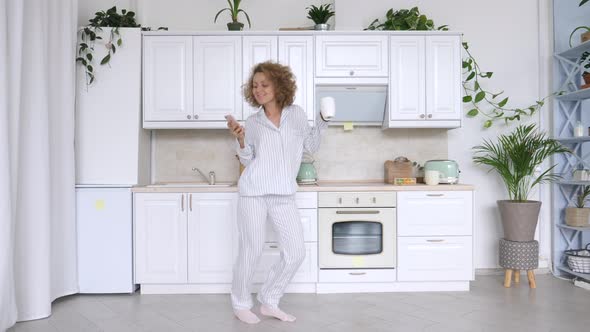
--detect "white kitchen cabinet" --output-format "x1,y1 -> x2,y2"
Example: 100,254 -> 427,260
243,36 -> 278,119
143,36 -> 193,122
134,192 -> 238,284
143,35 -> 241,128
396,190 -> 474,282
279,36 -> 315,121
315,35 -> 388,77
387,35 -> 462,128
194,36 -> 242,121
397,236 -> 473,281
134,193 -> 188,283
397,191 -> 472,236
188,193 -> 238,283
254,243 -> 318,283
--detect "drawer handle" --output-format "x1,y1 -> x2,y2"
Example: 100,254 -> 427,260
426,194 -> 444,197
336,210 -> 380,214
349,272 -> 366,276
427,239 -> 445,242
269,245 -> 279,249
338,197 -> 343,204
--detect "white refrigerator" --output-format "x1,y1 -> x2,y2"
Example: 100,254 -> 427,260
75,28 -> 150,293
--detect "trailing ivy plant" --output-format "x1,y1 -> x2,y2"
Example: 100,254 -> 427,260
77,6 -> 140,85
365,6 -> 552,128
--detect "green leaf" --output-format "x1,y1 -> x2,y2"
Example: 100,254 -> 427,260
475,91 -> 486,103
111,44 -> 116,54
492,91 -> 504,99
100,54 -> 110,65
581,0 -> 589,6
87,65 -> 93,72
467,109 -> 479,117
86,53 -> 92,61
483,120 -> 492,128
466,71 -> 475,81
462,61 -> 469,69
485,72 -> 493,78
117,38 -> 122,46
462,42 -> 468,49
474,81 -> 480,90
463,95 -> 473,102
498,97 -> 509,108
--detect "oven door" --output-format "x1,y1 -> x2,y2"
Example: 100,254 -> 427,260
319,208 -> 396,268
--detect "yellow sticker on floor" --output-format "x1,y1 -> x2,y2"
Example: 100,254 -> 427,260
95,199 -> 105,211
352,256 -> 364,268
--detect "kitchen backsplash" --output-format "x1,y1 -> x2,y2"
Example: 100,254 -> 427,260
154,127 -> 448,183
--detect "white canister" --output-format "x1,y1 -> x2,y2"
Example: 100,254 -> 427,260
574,121 -> 584,137
425,170 -> 440,185
320,96 -> 336,120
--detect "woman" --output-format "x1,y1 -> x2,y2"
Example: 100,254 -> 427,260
226,61 -> 329,324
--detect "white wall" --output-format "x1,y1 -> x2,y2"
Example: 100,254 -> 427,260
78,0 -> 552,269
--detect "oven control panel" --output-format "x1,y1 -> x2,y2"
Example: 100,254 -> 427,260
318,192 -> 396,208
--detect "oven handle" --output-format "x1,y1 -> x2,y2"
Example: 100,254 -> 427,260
336,210 -> 380,214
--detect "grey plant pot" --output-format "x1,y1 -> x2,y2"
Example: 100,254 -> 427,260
497,200 -> 542,242
314,23 -> 330,31
227,22 -> 244,31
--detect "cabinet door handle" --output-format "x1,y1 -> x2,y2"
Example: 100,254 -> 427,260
427,239 -> 445,242
355,197 -> 360,204
189,194 -> 192,211
426,194 -> 444,197
349,272 -> 366,276
181,194 -> 185,212
194,114 -> 199,119
372,197 -> 377,203
186,115 -> 191,119
338,197 -> 343,204
427,114 -> 433,118
420,114 -> 425,119
349,70 -> 355,76
336,210 -> 380,214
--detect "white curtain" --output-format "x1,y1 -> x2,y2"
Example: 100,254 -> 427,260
0,0 -> 78,330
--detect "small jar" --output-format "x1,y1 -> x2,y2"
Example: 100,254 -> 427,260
574,121 -> 584,137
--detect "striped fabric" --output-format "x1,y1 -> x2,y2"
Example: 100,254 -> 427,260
231,195 -> 305,310
235,104 -> 328,196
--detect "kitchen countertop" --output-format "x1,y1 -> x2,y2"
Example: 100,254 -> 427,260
131,180 -> 474,193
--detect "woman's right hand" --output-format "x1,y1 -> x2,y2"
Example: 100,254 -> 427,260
226,115 -> 245,147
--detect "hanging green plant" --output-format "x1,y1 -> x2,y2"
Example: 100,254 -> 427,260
77,6 -> 140,85
365,6 -> 553,128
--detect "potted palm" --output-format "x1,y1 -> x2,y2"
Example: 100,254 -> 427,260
473,124 -> 571,241
306,4 -> 335,31
214,0 -> 251,31
566,186 -> 590,226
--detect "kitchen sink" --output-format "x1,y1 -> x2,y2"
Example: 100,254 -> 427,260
147,182 -> 235,188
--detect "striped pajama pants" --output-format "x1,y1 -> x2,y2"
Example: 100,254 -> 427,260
231,194 -> 305,310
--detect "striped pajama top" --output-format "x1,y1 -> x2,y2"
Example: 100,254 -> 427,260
236,104 -> 328,196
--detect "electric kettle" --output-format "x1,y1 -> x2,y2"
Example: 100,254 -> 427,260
297,154 -> 318,184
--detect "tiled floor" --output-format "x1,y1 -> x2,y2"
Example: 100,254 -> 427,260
8,274 -> 590,332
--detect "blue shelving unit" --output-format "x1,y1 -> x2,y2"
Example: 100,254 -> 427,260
552,37 -> 590,282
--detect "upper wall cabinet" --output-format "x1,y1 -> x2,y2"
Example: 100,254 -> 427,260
386,35 -> 462,128
315,35 -> 388,78
143,36 -> 241,129
143,36 -> 193,123
279,36 -> 314,121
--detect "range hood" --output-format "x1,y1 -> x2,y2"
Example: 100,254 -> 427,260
315,85 -> 387,126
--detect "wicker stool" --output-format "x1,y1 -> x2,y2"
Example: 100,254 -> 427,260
499,238 -> 538,288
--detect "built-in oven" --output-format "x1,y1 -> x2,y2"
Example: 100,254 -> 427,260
318,192 -> 396,269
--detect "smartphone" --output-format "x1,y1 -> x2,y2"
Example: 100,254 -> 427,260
225,114 -> 238,126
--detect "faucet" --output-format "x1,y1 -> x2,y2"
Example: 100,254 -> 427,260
192,167 -> 216,185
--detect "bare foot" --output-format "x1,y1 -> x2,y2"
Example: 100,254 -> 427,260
260,304 -> 296,322
234,309 -> 260,324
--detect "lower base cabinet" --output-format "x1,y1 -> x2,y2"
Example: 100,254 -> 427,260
254,243 -> 318,283
397,236 -> 473,281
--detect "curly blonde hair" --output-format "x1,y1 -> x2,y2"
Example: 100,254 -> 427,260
243,61 -> 297,109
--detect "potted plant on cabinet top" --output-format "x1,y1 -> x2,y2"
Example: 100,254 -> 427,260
566,186 -> 590,226
473,124 -> 571,241
306,4 -> 335,31
214,0 -> 251,31
77,6 -> 140,86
